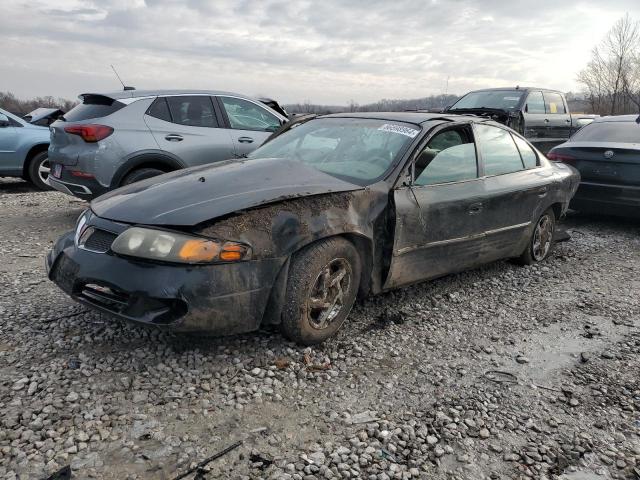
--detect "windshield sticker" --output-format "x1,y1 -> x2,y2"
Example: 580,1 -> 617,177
504,96 -> 520,101
378,124 -> 419,138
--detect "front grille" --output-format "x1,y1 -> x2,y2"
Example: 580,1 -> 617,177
81,229 -> 117,253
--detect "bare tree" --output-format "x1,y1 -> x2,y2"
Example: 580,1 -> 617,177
578,14 -> 640,115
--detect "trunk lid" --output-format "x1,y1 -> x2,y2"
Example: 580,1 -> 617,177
559,141 -> 640,185
48,94 -> 126,166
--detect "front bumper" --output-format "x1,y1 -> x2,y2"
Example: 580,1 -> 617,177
46,232 -> 286,335
571,181 -> 640,218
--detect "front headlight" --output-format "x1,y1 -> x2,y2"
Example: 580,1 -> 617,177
111,227 -> 252,264
74,209 -> 91,246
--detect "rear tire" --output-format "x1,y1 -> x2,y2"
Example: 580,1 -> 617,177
517,208 -> 556,265
281,237 -> 361,345
121,168 -> 165,186
27,151 -> 52,190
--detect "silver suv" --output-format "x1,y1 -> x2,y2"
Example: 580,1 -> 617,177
47,90 -> 287,198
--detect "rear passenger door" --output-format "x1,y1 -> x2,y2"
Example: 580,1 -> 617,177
474,124 -> 553,262
144,95 -> 235,166
216,96 -> 283,157
543,92 -> 571,139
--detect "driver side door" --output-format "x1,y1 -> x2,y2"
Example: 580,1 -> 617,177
384,125 -> 487,289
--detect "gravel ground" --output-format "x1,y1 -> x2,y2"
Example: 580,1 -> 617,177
1,178 -> 639,480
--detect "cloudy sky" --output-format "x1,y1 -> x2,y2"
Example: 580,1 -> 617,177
1,0 -> 639,105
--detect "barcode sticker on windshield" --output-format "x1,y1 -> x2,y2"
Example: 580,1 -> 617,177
378,124 -> 419,138
503,97 -> 520,100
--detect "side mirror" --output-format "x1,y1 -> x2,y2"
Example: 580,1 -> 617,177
0,113 -> 9,127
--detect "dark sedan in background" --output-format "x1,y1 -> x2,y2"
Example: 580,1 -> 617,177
548,115 -> 639,217
47,112 -> 579,345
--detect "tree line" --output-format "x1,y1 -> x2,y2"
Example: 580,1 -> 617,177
284,94 -> 460,115
0,91 -> 77,116
578,14 -> 640,116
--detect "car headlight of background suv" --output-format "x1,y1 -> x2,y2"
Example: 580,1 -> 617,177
111,227 -> 252,264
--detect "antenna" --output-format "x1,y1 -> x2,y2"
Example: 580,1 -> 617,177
110,65 -> 135,91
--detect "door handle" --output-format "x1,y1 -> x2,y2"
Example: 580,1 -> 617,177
565,119 -> 571,123
544,119 -> 550,123
238,136 -> 254,144
468,202 -> 483,214
165,134 -> 183,141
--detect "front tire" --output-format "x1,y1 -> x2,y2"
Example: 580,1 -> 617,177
518,208 -> 556,265
27,151 -> 52,190
281,237 -> 361,345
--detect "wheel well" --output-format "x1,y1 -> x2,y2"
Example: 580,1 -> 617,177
340,233 -> 374,297
22,144 -> 49,177
549,202 -> 563,220
291,233 -> 373,297
119,160 -> 176,186
260,232 -> 374,327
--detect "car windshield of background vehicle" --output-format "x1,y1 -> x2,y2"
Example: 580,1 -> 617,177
450,90 -> 524,111
248,118 -> 420,185
570,122 -> 640,143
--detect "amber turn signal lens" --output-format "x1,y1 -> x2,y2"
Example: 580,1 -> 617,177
219,243 -> 249,262
178,239 -> 221,262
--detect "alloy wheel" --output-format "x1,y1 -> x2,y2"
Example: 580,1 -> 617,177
532,214 -> 554,261
38,158 -> 51,184
307,258 -> 352,330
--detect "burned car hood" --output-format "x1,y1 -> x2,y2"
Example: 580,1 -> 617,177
91,158 -> 363,226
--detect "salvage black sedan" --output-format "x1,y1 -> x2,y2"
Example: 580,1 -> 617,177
548,115 -> 639,217
47,113 -> 579,345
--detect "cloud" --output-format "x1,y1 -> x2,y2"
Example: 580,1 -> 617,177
0,0 -> 638,104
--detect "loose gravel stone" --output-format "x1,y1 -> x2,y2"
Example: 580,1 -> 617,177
1,180 -> 639,479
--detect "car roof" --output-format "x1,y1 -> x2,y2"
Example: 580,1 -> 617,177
319,111 -> 486,125
79,89 -> 260,100
593,114 -> 640,123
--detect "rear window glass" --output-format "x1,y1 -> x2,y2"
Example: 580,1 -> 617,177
571,122 -> 640,143
512,135 -> 538,168
167,96 -> 218,128
146,97 -> 172,122
64,95 -> 125,122
544,92 -> 567,114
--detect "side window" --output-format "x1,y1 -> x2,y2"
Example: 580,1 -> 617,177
475,124 -> 525,176
543,92 -> 567,114
512,135 -> 538,169
525,91 -> 545,114
166,96 -> 218,128
146,97 -> 172,122
220,97 -> 281,132
414,129 -> 478,186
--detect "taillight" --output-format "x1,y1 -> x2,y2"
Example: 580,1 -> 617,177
547,151 -> 575,164
64,124 -> 113,143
